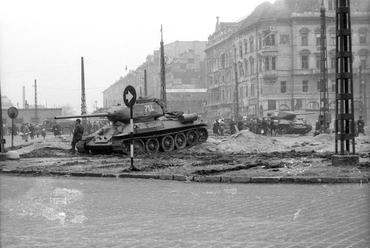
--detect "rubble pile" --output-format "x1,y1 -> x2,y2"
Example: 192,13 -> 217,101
214,130 -> 286,153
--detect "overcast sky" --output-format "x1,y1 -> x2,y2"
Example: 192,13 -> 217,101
1,0 -> 275,114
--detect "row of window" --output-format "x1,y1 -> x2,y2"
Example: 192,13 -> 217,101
211,80 -> 341,103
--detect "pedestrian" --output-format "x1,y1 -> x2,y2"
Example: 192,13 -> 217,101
237,119 -> 244,131
230,118 -> 236,135
357,116 -> 365,136
71,119 -> 84,154
212,119 -> 219,136
53,123 -> 61,138
21,123 -> 29,142
218,118 -> 225,136
261,118 -> 268,136
87,121 -> 92,134
29,124 -> 35,139
270,119 -> 276,136
41,126 -> 46,139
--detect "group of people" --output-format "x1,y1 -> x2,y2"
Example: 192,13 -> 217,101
20,123 -> 46,142
211,117 -> 278,137
15,119 -> 85,154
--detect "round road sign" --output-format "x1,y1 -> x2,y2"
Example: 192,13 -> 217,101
7,107 -> 18,119
123,85 -> 137,107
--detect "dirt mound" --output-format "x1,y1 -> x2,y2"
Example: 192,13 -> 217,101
216,130 -> 286,153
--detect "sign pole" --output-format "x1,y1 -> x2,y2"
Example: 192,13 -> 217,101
123,85 -> 137,171
11,119 -> 14,148
130,106 -> 134,169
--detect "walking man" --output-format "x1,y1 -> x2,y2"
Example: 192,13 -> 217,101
357,116 -> 365,136
71,119 -> 84,154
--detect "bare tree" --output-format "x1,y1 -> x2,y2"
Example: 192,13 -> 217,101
61,104 -> 76,116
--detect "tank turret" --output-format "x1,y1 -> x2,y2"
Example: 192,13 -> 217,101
55,98 -> 208,154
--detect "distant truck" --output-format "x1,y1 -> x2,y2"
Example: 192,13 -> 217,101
42,119 -> 74,134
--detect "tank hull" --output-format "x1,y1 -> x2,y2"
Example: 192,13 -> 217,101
76,121 -> 208,154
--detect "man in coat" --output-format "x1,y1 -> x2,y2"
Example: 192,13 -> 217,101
71,119 -> 84,154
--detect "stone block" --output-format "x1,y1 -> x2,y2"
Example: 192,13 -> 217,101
332,155 -> 359,166
251,177 -> 281,183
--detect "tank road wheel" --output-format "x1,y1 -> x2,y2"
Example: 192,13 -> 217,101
280,127 -> 287,135
197,128 -> 208,143
174,133 -> 187,149
160,135 -> 175,152
186,130 -> 199,146
133,139 -> 145,155
121,139 -> 145,155
146,138 -> 159,153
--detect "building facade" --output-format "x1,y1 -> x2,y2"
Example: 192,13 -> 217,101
102,41 -> 207,117
204,0 -> 370,125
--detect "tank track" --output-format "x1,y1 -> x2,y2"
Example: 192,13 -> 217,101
111,125 -> 208,154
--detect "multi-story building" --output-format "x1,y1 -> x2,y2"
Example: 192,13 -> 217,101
102,41 -> 207,118
204,0 -> 370,125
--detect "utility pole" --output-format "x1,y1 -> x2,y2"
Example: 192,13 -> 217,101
319,1 -> 330,133
81,57 -> 87,115
160,25 -> 166,110
335,0 -> 356,155
359,65 -> 363,118
234,53 -> 239,119
34,79 -> 38,124
144,69 -> 147,97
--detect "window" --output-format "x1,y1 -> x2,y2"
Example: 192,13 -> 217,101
258,37 -> 262,49
328,0 -> 334,10
221,54 -> 225,68
244,59 -> 248,75
281,81 -> 286,93
301,33 -> 308,46
302,80 -> 308,92
330,57 -> 335,68
250,58 -> 255,74
360,55 -> 367,69
316,56 -> 321,69
330,33 -> 336,45
358,27 -> 368,44
268,100 -> 276,110
302,55 -> 309,69
316,33 -> 321,46
360,33 -> 367,44
250,37 -> 254,52
331,81 -> 336,92
259,58 -> 262,72
271,57 -> 276,70
317,81 -> 321,91
264,33 -> 275,46
239,44 -> 243,59
265,57 -> 270,70
239,63 -> 244,77
280,34 -> 289,44
251,84 -> 255,96
245,85 -> 248,97
244,39 -> 248,54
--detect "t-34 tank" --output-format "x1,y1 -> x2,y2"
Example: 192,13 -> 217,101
268,111 -> 313,135
55,98 -> 208,154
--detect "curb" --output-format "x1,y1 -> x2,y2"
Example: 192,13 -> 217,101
1,169 -> 369,184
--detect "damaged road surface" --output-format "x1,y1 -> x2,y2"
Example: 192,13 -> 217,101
2,130 -> 369,180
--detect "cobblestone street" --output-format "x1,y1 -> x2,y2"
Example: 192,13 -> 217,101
1,176 -> 369,247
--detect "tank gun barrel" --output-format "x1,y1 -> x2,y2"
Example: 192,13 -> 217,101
55,113 -> 109,120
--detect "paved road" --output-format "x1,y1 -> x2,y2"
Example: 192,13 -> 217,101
1,175 -> 369,247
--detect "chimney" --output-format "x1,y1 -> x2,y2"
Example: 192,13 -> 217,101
22,86 -> 25,108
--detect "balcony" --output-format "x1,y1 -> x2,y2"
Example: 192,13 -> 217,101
261,70 -> 278,80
